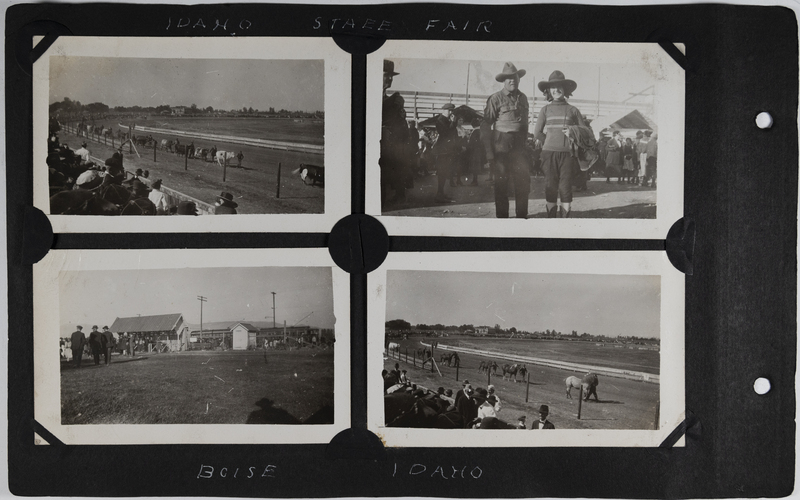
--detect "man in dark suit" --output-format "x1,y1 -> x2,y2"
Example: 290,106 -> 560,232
88,325 -> 103,366
101,326 -> 115,366
531,404 -> 555,429
70,325 -> 86,368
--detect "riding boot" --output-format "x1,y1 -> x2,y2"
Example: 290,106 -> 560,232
547,206 -> 558,218
560,207 -> 571,218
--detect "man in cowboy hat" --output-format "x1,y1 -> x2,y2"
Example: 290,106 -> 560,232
70,325 -> 86,369
531,404 -> 555,429
380,59 -> 414,206
533,70 -> 589,218
432,102 -> 459,203
214,191 -> 238,214
480,62 -> 532,218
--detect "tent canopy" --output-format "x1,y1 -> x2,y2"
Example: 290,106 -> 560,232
590,109 -> 656,138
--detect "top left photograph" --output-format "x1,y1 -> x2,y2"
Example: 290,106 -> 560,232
33,36 -> 351,233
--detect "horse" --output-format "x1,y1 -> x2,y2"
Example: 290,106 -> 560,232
384,392 -> 440,428
565,376 -> 583,399
194,148 -> 209,161
215,150 -> 236,167
440,352 -> 459,366
293,164 -> 325,186
566,373 -> 599,401
161,139 -> 174,152
502,363 -> 526,383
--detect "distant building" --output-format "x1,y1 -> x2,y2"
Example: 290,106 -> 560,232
231,322 -> 259,350
476,326 -> 489,336
110,313 -> 188,351
172,106 -> 186,116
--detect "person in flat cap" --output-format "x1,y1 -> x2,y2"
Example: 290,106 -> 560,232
70,325 -> 86,369
380,59 -> 414,207
88,325 -> 103,366
533,70 -> 588,218
101,326 -> 115,366
481,62 -> 532,218
431,102 -> 459,204
531,404 -> 555,429
214,191 -> 238,214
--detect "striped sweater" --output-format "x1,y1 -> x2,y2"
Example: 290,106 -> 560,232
533,99 -> 587,152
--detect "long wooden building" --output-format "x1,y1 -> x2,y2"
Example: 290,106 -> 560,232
110,313 -> 189,351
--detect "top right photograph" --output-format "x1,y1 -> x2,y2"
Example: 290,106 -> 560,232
367,41 -> 684,238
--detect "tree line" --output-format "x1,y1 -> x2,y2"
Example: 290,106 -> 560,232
385,319 -> 658,343
49,97 -> 324,118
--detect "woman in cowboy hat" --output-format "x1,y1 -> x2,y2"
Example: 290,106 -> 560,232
533,70 -> 589,218
214,191 -> 238,214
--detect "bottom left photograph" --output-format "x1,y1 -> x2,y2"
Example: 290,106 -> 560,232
33,248 -> 350,445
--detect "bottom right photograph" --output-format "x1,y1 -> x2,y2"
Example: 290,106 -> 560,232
368,252 -> 684,447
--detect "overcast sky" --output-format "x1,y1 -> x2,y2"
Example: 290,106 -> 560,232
50,56 -> 324,112
388,59 -> 657,104
386,271 -> 660,338
59,267 -> 334,337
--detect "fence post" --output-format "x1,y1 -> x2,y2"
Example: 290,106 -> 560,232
153,141 -> 157,162
525,372 -> 531,402
185,147 -> 188,170
654,399 -> 660,430
456,363 -> 459,382
413,351 -> 415,368
223,156 -> 228,182
577,388 -> 583,419
276,162 -> 282,198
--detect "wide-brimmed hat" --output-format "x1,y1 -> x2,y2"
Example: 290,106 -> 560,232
441,103 -> 456,111
495,62 -> 526,82
103,326 -> 109,330
537,70 -> 578,94
152,179 -> 163,190
81,142 -> 87,148
538,404 -> 550,414
383,59 -> 399,76
217,191 -> 238,207
462,379 -> 471,386
177,200 -> 199,215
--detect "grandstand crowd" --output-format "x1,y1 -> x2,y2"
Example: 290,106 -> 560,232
47,120 -> 239,215
382,363 -> 555,430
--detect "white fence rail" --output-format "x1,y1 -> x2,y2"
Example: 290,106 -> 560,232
422,342 -> 659,384
118,123 -> 324,155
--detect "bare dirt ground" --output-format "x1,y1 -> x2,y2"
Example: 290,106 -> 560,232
61,130 -> 324,214
384,339 -> 659,430
383,171 -> 657,219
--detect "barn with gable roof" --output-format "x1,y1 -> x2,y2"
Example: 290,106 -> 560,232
110,313 -> 189,352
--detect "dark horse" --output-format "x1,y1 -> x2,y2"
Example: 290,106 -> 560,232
384,392 -> 460,428
440,352 -> 460,367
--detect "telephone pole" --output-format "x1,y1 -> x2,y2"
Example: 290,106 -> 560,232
271,292 -> 277,328
197,295 -> 207,340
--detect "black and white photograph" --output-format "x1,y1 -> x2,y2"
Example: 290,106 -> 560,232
368,252 -> 684,446
33,37 -> 351,233
34,249 -> 350,444
367,41 -> 684,238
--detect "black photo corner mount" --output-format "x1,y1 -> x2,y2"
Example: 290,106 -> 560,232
665,217 -> 695,276
6,2 -> 798,499
21,206 -> 53,265
15,20 -> 73,77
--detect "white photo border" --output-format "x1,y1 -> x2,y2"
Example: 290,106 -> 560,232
367,41 -> 685,238
33,248 -> 350,444
33,36 -> 351,233
367,251 -> 685,447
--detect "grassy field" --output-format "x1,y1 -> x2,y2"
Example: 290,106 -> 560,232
61,349 -> 334,425
384,336 -> 660,430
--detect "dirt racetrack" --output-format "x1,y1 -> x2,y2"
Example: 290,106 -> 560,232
59,128 -> 324,214
384,338 -> 659,430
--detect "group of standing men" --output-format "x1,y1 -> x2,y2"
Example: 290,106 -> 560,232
381,60 -> 604,218
69,325 -> 124,368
